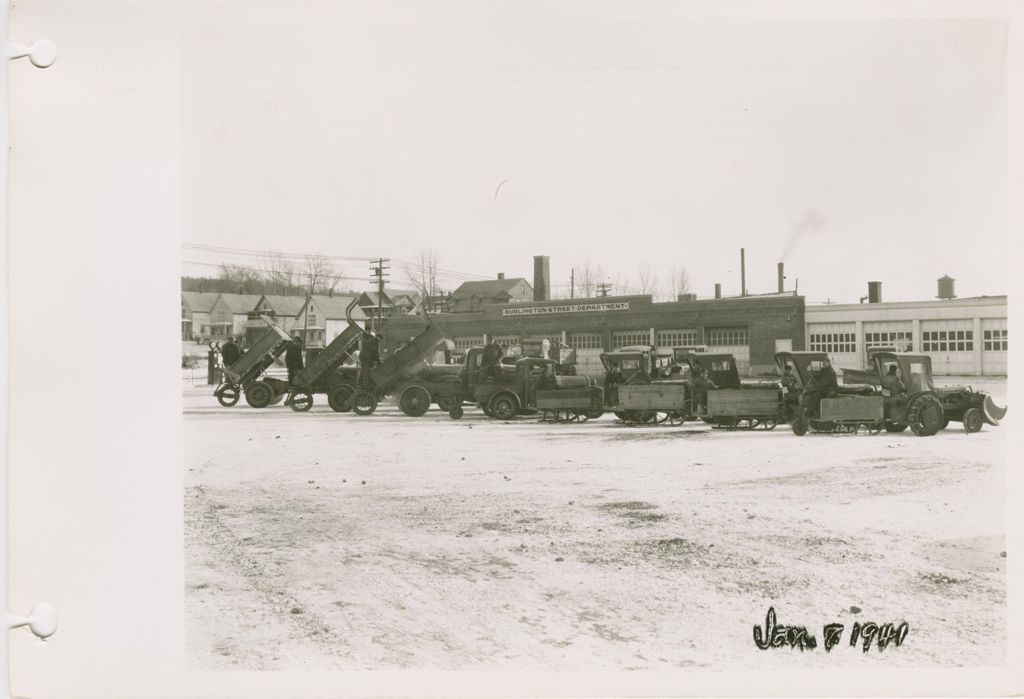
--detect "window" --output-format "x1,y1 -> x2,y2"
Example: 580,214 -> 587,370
710,360 -> 733,372
864,331 -> 913,352
569,333 -> 603,350
809,333 -> 856,354
527,334 -> 563,345
656,329 -> 699,347
612,331 -> 650,349
620,359 -> 641,370
306,311 -> 317,325
490,334 -> 520,348
452,336 -> 483,351
922,330 -> 973,352
706,327 -> 749,347
984,329 -> 1008,351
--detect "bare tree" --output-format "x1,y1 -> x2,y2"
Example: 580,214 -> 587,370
219,263 -> 262,293
261,251 -> 296,295
406,248 -> 442,309
576,257 -> 604,298
303,253 -> 339,295
668,266 -> 691,299
638,264 -> 658,296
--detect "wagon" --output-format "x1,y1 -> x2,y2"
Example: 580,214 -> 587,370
704,387 -> 786,429
213,321 -> 293,407
536,387 -> 603,422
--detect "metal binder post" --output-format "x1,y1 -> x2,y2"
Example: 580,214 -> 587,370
2,7 -> 57,697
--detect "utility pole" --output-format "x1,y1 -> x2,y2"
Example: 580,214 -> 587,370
596,282 -> 612,298
369,258 -> 390,333
570,269 -> 575,299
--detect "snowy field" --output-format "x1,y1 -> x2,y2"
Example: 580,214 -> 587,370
184,378 -> 1007,671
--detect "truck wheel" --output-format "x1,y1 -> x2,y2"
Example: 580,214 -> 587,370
885,422 -> 908,433
436,393 -> 457,412
449,405 -> 464,420
245,381 -> 274,408
289,391 -> 313,412
328,385 -> 354,413
351,390 -> 378,416
585,395 -> 604,420
399,385 -> 431,417
488,393 -> 518,420
963,407 -> 984,433
215,384 -> 240,407
791,416 -> 808,436
908,394 -> 944,436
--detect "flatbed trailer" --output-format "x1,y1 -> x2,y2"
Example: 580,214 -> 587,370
615,381 -> 691,425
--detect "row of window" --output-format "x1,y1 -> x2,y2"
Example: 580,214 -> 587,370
809,333 -> 857,354
864,331 -> 913,350
984,329 -> 1008,351
922,330 -> 973,353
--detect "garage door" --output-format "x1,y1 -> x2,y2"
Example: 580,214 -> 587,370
807,322 -> 858,370
569,332 -> 605,380
982,319 -> 1007,376
921,320 -> 975,375
706,327 -> 750,375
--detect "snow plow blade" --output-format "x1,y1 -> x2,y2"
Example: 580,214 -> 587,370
983,395 -> 1006,425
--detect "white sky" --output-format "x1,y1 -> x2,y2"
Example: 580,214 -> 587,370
14,2 -> 1012,304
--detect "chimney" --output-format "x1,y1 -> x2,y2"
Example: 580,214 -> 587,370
533,256 -> 550,302
714,283 -> 722,299
868,281 -> 882,304
497,272 -> 505,280
740,248 -> 746,296
937,275 -> 956,300
777,262 -> 785,294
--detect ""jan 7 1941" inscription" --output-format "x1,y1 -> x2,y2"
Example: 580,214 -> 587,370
753,607 -> 909,653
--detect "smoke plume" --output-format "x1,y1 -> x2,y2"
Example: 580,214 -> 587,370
780,209 -> 827,261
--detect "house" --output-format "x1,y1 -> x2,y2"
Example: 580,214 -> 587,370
357,289 -> 420,331
181,291 -> 221,341
447,276 -> 533,313
206,293 -> 263,341
245,295 -> 307,345
292,295 -> 368,348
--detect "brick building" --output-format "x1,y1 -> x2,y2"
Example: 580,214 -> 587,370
382,292 -> 805,377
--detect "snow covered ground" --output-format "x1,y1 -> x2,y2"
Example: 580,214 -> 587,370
184,378 -> 1007,671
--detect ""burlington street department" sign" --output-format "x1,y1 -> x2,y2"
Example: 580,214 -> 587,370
501,301 -> 630,317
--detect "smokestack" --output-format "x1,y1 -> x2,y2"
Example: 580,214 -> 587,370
714,283 -> 722,299
497,272 -> 505,280
868,281 -> 882,304
740,248 -> 746,296
777,262 -> 785,294
533,256 -> 550,302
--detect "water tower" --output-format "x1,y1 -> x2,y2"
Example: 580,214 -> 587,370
937,274 -> 956,300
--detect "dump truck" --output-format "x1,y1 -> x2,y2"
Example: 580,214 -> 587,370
213,320 -> 293,407
282,324 -> 362,411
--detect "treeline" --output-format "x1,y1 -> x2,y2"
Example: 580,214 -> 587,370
181,276 -> 359,297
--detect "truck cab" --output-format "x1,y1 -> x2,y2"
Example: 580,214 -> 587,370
685,353 -> 742,389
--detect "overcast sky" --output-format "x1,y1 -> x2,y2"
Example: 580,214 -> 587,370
14,2 -> 1010,305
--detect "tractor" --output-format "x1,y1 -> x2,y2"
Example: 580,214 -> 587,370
474,357 -> 603,422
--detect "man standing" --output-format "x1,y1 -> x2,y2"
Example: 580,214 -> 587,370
358,331 -> 380,388
285,337 -> 304,383
803,357 -> 838,416
220,337 -> 242,368
692,368 -> 717,414
481,337 -> 503,382
881,364 -> 907,397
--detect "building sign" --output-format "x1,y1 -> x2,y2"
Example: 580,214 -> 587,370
501,301 -> 630,317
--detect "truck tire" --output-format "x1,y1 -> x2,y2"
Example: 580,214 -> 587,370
215,384 -> 240,407
791,415 -> 808,436
328,384 -> 354,413
288,391 -> 313,412
488,392 -> 519,420
963,407 -> 984,433
399,385 -> 431,417
351,389 -> 378,416
449,405 -> 464,419
885,422 -> 908,433
907,394 -> 944,436
245,381 -> 274,408
585,395 -> 604,420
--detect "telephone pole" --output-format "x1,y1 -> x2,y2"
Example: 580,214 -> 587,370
369,258 -> 390,333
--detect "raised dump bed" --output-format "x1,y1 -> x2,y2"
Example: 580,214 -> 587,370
214,323 -> 293,407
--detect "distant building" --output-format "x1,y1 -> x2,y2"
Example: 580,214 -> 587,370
384,292 -> 804,377
207,294 -> 263,341
805,294 -> 1007,376
292,295 -> 368,348
446,276 -> 533,313
245,295 -> 307,345
357,289 -> 422,331
181,291 -> 221,341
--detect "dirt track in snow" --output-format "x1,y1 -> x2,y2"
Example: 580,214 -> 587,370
184,381 -> 1007,670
